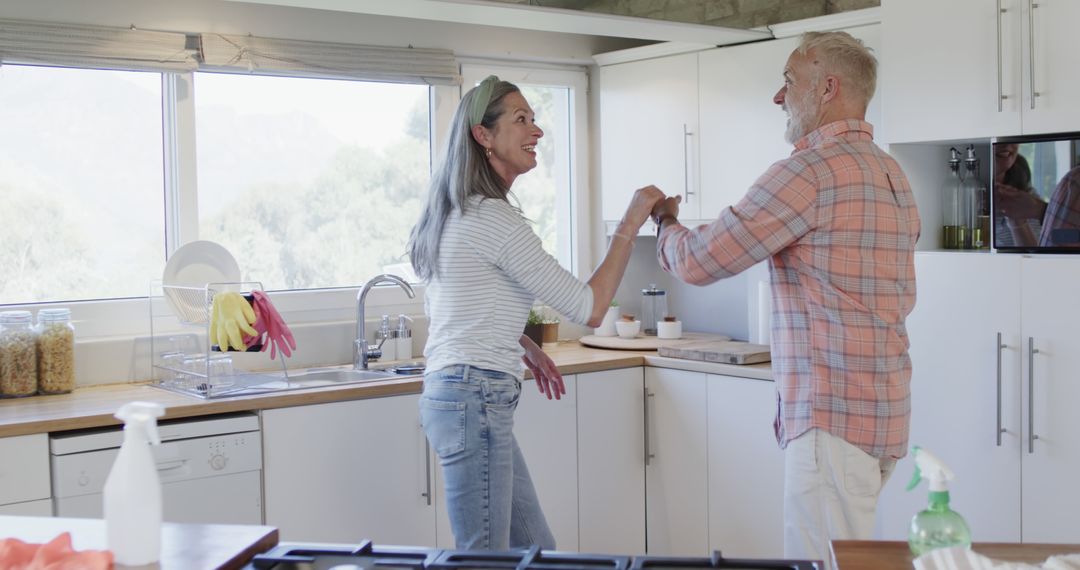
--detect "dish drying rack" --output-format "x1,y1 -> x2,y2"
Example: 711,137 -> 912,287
149,280 -> 290,398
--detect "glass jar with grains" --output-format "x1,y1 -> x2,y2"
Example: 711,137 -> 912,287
36,308 -> 76,394
0,310 -> 38,397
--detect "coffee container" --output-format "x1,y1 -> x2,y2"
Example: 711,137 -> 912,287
640,284 -> 667,336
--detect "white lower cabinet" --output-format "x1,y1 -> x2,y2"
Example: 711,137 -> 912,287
644,367 -> 708,556
577,367 -> 646,555
876,253 -> 1080,544
0,433 -> 51,515
261,393 -> 436,545
707,374 -> 785,559
433,375 -> 579,550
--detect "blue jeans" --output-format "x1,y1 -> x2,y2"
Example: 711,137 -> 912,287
419,364 -> 555,551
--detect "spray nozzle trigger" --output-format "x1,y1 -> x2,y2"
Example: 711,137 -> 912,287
906,445 -> 955,493
115,401 -> 165,446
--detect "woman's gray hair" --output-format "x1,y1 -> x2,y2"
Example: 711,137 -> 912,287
797,31 -> 877,108
409,79 -> 521,282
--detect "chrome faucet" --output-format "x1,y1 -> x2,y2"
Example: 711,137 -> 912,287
355,274 -> 415,370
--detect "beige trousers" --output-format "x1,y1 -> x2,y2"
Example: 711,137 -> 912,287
783,428 -> 896,570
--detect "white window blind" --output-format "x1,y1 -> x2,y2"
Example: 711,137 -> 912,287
200,33 -> 460,85
0,18 -> 197,72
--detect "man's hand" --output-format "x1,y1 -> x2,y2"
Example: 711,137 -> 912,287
652,195 -> 682,224
519,334 -> 565,400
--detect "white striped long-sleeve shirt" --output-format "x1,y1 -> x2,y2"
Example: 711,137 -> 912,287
423,195 -> 593,379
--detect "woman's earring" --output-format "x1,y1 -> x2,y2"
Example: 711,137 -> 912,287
485,148 -> 492,158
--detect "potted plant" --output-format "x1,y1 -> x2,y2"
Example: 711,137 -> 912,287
524,309 -> 544,346
540,315 -> 560,346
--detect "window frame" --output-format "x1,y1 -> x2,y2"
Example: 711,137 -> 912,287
4,63 -> 589,345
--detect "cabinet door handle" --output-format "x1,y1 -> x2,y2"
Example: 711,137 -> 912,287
422,432 -> 432,505
997,0 -> 1006,111
682,124 -> 694,204
1029,0 -> 1040,109
996,332 -> 1007,446
644,389 -> 655,466
1028,336 -> 1040,453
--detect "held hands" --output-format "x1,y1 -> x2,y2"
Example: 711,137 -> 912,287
652,194 -> 682,224
622,185 -> 667,228
519,334 -> 565,400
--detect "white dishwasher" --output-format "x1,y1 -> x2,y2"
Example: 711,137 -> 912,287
50,412 -> 263,524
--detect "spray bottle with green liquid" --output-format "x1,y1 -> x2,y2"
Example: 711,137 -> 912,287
906,446 -> 972,556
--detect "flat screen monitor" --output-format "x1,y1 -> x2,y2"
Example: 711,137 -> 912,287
992,132 -> 1080,252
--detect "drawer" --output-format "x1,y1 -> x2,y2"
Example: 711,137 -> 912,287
0,433 -> 51,505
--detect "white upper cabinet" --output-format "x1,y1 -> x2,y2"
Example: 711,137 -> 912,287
600,52 -> 701,225
698,37 -> 796,219
1021,1 -> 1080,135
882,0 -> 1080,143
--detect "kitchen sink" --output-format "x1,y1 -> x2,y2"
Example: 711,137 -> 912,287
154,364 -> 422,399
285,367 -> 400,385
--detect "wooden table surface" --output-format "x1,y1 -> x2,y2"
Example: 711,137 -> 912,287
831,540 -> 1080,569
0,515 -> 278,569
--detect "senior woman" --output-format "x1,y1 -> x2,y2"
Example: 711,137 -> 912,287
408,76 -> 661,550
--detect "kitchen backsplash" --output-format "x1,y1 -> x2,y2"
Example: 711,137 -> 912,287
610,236 -> 757,341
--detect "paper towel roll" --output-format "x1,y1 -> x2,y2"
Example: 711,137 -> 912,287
756,281 -> 771,346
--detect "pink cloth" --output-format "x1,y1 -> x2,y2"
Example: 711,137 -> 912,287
0,532 -> 112,569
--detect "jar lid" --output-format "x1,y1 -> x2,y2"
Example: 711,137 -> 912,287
641,284 -> 666,296
0,310 -> 33,324
38,307 -> 72,321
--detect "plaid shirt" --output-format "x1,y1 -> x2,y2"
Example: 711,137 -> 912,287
657,120 -> 920,459
1039,166 -> 1080,246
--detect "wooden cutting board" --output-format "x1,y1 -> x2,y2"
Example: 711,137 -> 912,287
578,332 -> 730,351
657,339 -> 771,365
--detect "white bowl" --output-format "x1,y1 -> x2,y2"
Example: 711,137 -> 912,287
615,320 -> 641,338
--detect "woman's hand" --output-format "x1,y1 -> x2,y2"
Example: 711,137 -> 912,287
519,334 -> 565,400
995,184 -> 1046,221
621,185 -> 666,228
652,195 -> 682,222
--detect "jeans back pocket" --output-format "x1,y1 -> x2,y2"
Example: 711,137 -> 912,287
420,396 -> 467,458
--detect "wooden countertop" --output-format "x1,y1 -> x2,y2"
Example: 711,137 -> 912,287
0,341 -> 771,438
831,540 -> 1080,569
0,515 -> 277,570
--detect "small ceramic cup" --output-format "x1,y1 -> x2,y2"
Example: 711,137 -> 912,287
615,319 -> 641,339
656,320 -> 683,339
594,306 -> 619,337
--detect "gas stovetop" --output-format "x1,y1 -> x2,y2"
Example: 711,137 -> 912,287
246,541 -> 823,570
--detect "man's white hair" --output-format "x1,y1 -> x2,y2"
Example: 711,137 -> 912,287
797,31 -> 877,108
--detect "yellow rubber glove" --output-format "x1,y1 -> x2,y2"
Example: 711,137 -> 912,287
209,292 -> 258,351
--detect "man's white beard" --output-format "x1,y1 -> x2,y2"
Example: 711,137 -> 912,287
784,86 -> 821,144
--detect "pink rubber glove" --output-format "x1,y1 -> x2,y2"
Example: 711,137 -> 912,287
250,290 -> 296,360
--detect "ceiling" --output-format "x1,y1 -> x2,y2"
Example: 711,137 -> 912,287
484,0 -> 881,30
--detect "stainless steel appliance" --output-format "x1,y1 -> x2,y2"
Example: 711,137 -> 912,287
246,541 -> 823,569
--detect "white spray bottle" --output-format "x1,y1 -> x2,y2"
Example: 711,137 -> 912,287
906,446 -> 972,556
103,401 -> 165,566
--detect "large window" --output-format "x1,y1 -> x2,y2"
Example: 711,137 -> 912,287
462,65 -> 587,276
193,73 -> 430,290
2,61 -> 588,338
0,65 -> 165,304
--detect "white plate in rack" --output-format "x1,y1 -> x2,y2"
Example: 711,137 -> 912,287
162,240 -> 241,322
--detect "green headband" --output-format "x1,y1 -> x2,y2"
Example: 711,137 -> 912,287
468,75 -> 500,127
